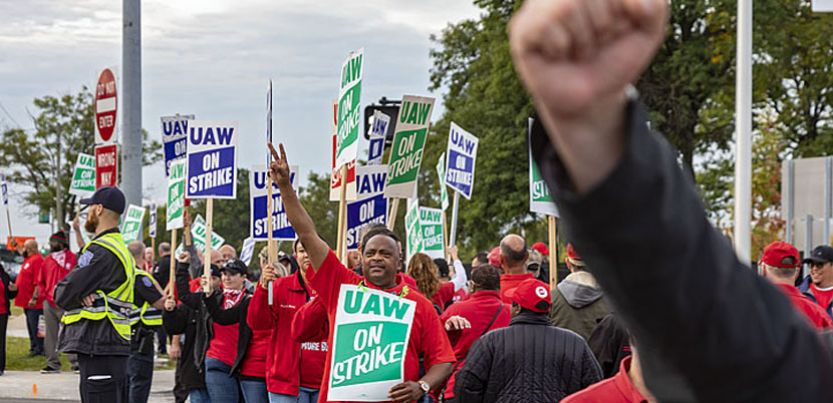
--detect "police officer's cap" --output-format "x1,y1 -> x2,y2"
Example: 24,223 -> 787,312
80,186 -> 126,215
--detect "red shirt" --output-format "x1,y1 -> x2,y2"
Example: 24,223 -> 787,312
247,270 -> 326,394
15,254 -> 44,310
561,356 -> 647,403
206,292 -> 243,366
499,273 -> 535,303
290,297 -> 329,388
239,327 -> 271,378
438,291 -> 511,399
432,282 -> 455,311
308,250 -> 456,403
811,284 -> 833,312
0,278 -> 7,315
452,287 -> 468,303
38,250 -> 76,308
778,284 -> 833,329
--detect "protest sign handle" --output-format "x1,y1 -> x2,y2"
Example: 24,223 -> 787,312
336,164 -> 348,264
151,236 -> 155,259
449,191 -> 460,248
548,215 -> 557,289
442,210 -> 448,259
387,198 -> 399,231
5,205 -> 12,240
267,176 -> 276,306
167,229 -> 177,297
203,199 -> 214,294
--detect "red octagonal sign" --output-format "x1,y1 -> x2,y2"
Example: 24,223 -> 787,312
95,68 -> 117,144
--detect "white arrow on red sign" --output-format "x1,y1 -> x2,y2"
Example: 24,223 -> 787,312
95,67 -> 118,144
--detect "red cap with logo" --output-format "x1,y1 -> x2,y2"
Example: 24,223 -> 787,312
505,278 -> 551,313
532,242 -> 550,256
762,241 -> 799,269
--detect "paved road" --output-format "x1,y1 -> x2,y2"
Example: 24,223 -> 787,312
0,370 -> 176,402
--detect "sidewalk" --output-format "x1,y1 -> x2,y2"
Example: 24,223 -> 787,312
0,370 -> 177,402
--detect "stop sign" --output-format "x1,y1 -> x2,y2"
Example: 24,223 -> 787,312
95,68 -> 117,144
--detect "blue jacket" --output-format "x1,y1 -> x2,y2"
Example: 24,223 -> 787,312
798,275 -> 833,320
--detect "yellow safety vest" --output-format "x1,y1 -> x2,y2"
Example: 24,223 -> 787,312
130,271 -> 162,327
62,232 -> 135,340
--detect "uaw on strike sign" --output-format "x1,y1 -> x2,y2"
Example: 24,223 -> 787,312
329,284 -> 415,402
250,165 -> 298,241
186,121 -> 238,199
445,123 -> 479,199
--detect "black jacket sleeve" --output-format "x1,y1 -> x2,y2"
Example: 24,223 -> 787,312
54,245 -> 110,310
587,314 -> 630,378
163,304 -> 189,335
203,292 -> 248,326
453,336 -> 491,403
175,261 -> 203,310
532,100 -> 833,402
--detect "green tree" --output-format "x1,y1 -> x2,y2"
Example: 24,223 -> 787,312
0,87 -> 162,232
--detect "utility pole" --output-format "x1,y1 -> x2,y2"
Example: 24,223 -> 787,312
122,0 -> 142,208
56,130 -> 63,231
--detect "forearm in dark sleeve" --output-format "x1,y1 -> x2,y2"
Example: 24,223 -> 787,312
453,340 -> 489,403
533,100 -> 832,401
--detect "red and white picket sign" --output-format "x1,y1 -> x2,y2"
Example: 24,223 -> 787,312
95,144 -> 118,188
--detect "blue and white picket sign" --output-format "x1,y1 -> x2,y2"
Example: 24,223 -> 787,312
346,165 -> 388,251
367,110 -> 390,166
148,203 -> 157,238
250,164 -> 298,241
0,174 -> 8,205
186,120 -> 238,199
240,237 -> 256,266
445,122 -> 479,199
161,115 -> 194,178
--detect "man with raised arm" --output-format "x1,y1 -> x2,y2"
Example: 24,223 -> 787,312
269,143 -> 454,403
509,0 -> 833,401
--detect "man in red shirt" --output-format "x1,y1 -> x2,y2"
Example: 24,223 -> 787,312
438,264 -> 511,401
14,239 -> 45,356
269,143 -> 454,403
562,342 -> 656,403
799,245 -> 833,321
759,242 -> 832,329
37,231 -> 78,373
498,234 -> 534,303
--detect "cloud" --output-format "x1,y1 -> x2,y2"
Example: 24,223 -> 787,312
0,0 -> 479,242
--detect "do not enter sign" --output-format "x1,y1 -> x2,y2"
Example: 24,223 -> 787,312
95,67 -> 118,144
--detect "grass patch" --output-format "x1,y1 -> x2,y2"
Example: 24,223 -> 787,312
5,336 -> 177,371
10,305 -> 23,316
5,337 -> 71,371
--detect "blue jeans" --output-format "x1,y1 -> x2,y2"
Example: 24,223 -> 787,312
205,357 -> 240,403
190,388 -> 211,403
127,333 -> 154,403
240,380 -> 268,403
269,388 -> 318,403
298,387 -> 319,403
24,308 -> 44,355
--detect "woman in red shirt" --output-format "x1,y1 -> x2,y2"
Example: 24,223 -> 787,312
407,253 -> 468,313
199,259 -> 272,403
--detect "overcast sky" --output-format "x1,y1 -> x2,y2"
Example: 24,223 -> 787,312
0,0 -> 480,246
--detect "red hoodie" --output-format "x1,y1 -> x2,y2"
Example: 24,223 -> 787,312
247,270 -> 326,395
307,249 -> 455,403
38,250 -> 76,308
290,296 -> 329,388
438,291 -> 511,400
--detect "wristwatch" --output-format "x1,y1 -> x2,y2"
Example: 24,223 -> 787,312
417,380 -> 430,394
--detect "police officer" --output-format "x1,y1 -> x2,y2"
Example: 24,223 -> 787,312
54,186 -> 135,403
126,240 -> 166,403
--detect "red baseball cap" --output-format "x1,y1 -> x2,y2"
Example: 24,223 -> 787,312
762,242 -> 799,268
567,243 -> 580,260
532,242 -> 550,256
505,278 -> 551,313
488,246 -> 501,267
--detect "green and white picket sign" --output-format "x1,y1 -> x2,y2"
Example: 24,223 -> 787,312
328,284 -> 416,402
69,153 -> 96,197
167,159 -> 186,230
335,48 -> 364,169
418,207 -> 444,259
528,118 -> 559,217
405,199 -> 423,261
384,95 -> 436,199
436,153 -> 448,211
121,205 -> 145,243
174,214 -> 226,255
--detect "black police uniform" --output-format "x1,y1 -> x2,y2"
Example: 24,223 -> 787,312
54,227 -> 132,403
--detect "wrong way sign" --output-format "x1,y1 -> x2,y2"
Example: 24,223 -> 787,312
95,67 -> 118,144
